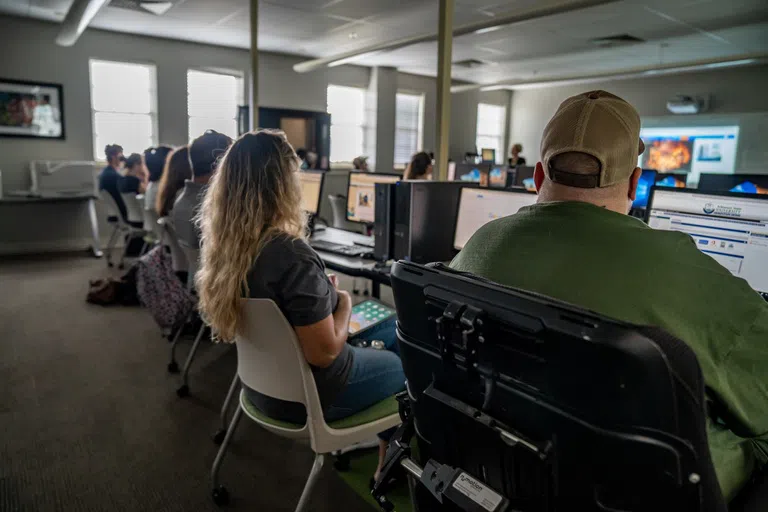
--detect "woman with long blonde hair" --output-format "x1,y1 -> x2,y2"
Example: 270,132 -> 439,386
196,129 -> 404,480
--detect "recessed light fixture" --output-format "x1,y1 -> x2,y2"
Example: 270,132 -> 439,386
348,32 -> 358,40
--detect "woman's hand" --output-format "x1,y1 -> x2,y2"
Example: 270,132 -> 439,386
328,273 -> 339,289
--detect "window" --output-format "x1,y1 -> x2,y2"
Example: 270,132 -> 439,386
394,92 -> 424,165
89,59 -> 157,160
327,85 -> 366,163
476,103 -> 506,164
187,70 -> 243,142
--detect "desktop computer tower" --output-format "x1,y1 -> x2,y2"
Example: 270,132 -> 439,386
374,182 -> 396,261
393,181 -> 470,263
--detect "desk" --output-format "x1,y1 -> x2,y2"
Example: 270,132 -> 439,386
311,227 -> 391,298
0,193 -> 102,257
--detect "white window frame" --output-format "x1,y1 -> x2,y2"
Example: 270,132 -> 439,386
187,68 -> 244,143
327,84 -> 367,164
394,91 -> 425,167
89,59 -> 158,162
475,103 -> 507,164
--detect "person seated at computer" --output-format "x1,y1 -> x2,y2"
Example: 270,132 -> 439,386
508,143 -> 526,166
117,153 -> 147,195
98,143 -> 127,222
156,146 -> 192,217
403,151 -> 432,180
296,147 -> 311,170
143,145 -> 173,211
353,155 -> 369,172
196,129 -> 405,481
173,130 -> 232,248
451,90 -> 768,502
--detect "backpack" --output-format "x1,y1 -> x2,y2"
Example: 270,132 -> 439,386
86,266 -> 140,307
136,245 -> 195,329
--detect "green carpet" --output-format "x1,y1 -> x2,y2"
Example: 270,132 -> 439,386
335,449 -> 413,512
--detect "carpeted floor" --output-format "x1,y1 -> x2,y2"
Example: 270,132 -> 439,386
0,252 -> 391,512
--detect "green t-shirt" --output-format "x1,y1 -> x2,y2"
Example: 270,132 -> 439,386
451,200 -> 768,501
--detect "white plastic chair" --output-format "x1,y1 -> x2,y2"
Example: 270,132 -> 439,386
157,217 -> 189,274
136,193 -> 160,242
210,299 -> 401,510
99,190 -> 145,269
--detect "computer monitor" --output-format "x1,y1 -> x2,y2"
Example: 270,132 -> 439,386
446,161 -> 456,181
698,173 -> 768,195
453,188 -> 538,250
632,169 -> 657,209
647,188 -> 768,296
346,171 -> 400,224
655,172 -> 688,188
298,170 -> 324,215
481,148 -> 496,163
488,165 -> 510,188
513,165 -> 536,191
454,163 -> 490,187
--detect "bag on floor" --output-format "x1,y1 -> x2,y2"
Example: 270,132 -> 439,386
136,245 -> 194,329
86,268 -> 140,307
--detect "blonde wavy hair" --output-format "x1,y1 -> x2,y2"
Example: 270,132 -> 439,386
196,129 -> 307,341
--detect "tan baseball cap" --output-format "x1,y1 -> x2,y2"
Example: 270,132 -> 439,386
540,90 -> 645,188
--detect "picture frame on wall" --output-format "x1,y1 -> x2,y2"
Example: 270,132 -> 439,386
0,78 -> 65,140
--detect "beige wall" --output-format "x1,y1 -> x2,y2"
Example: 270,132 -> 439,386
0,15 -> 500,253
508,65 -> 768,172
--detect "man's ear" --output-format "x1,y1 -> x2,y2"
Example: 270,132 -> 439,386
628,167 -> 642,201
534,162 -> 545,192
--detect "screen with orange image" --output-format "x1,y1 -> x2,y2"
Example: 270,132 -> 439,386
639,126 -> 739,184
346,172 -> 400,224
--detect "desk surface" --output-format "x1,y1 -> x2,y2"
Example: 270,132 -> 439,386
0,192 -> 96,204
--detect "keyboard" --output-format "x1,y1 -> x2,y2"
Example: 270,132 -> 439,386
310,239 -> 373,258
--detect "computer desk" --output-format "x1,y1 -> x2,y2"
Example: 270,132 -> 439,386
0,192 -> 102,257
310,227 -> 390,299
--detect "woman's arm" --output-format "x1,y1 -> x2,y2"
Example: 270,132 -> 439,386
294,290 -> 351,368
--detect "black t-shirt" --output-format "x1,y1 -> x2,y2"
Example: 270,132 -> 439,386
244,235 -> 352,417
118,175 -> 141,194
98,166 -> 127,221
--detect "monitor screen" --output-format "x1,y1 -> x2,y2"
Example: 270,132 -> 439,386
454,163 -> 490,187
346,172 -> 400,224
488,166 -> 509,188
639,126 -> 739,185
298,171 -> 323,214
698,174 -> 768,195
447,161 -> 456,181
453,188 -> 538,250
481,148 -> 496,163
656,172 -> 687,189
632,169 -> 657,209
647,189 -> 768,294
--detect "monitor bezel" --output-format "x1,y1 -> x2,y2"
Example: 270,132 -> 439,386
345,171 -> 401,225
299,170 -> 325,216
453,186 -> 537,251
645,186 -> 768,224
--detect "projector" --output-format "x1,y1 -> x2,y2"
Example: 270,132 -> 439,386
666,95 -> 708,115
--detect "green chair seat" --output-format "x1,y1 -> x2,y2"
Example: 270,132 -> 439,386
240,390 -> 399,430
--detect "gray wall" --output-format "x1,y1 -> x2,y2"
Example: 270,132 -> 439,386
508,65 -> 768,172
0,15 -> 498,254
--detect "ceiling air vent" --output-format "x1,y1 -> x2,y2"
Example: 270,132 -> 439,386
589,34 -> 645,48
109,0 -> 176,15
453,58 -> 495,69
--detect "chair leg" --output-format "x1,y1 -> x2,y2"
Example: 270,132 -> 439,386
213,372 -> 240,444
105,225 -> 118,267
118,233 -> 130,269
139,240 -> 149,256
210,404 -> 243,505
167,312 -> 191,374
295,453 -> 325,512
176,323 -> 206,397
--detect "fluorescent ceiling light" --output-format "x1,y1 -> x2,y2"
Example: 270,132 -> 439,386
141,2 -> 173,15
704,58 -> 756,69
474,25 -> 503,35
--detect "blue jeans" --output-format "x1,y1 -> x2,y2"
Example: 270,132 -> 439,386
324,318 -> 405,438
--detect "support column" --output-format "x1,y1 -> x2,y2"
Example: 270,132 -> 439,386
435,0 -> 454,181
369,66 -> 398,173
249,0 -> 259,130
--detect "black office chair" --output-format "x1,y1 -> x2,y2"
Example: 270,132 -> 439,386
372,261 -> 766,512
